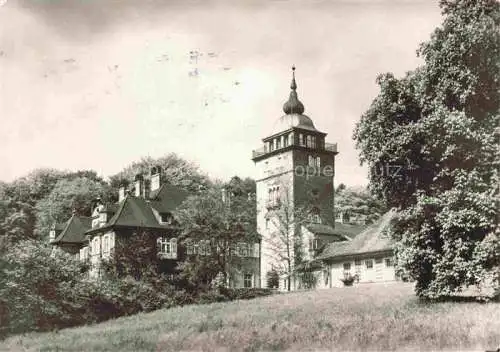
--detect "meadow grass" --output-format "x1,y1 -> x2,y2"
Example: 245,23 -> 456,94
1,282 -> 499,352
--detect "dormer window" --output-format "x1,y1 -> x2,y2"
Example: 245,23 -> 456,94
160,213 -> 173,224
99,212 -> 107,226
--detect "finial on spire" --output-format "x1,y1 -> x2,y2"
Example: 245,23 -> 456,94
290,66 -> 297,90
283,66 -> 305,115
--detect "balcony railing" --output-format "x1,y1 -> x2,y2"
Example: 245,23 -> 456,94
252,147 -> 266,159
252,142 -> 338,159
325,143 -> 338,153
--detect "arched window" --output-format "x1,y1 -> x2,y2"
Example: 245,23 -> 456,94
311,207 -> 321,224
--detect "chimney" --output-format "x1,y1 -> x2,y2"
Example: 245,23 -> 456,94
118,180 -> 129,202
150,166 -> 162,192
134,174 -> 144,198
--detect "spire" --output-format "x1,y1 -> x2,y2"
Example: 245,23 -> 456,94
283,66 -> 305,115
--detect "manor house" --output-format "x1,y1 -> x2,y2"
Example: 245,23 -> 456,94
51,68 -> 398,290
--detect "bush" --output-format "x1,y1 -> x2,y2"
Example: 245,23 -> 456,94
0,241 -> 275,338
218,287 -> 274,300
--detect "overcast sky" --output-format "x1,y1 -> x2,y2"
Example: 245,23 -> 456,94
0,0 -> 442,186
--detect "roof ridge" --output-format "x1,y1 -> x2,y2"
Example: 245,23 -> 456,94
53,214 -> 75,242
107,194 -> 129,227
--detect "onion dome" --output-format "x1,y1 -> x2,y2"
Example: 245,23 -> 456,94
282,66 -> 305,115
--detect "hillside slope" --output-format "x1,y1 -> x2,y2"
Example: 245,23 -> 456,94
1,283 -> 499,352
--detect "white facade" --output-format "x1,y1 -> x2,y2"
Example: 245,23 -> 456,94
317,254 -> 396,288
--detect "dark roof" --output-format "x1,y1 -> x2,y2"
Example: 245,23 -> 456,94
149,183 -> 189,213
331,222 -> 367,239
101,196 -> 165,229
52,215 -> 92,244
316,210 -> 396,261
53,222 -> 66,231
304,222 -> 365,239
85,194 -> 181,235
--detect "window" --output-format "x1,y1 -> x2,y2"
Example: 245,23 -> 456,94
299,134 -> 305,146
161,213 -> 173,224
385,258 -> 393,267
157,237 -> 177,259
309,238 -> 319,250
308,155 -> 315,167
276,138 -> 281,149
289,133 -> 294,146
306,135 -> 312,147
343,262 -> 351,271
102,235 -> 110,257
310,207 -> 321,224
375,258 -> 383,264
99,212 -> 107,225
310,135 -> 317,148
238,243 -> 249,257
365,260 -> 373,269
283,134 -> 289,147
316,157 -> 321,168
265,218 -> 270,229
244,273 -> 253,288
92,237 -> 100,255
354,259 -> 362,266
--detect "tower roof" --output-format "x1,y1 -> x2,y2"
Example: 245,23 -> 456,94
282,66 -> 305,115
268,67 -> 321,136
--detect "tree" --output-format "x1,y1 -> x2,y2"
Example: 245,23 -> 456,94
174,186 -> 258,290
0,200 -> 36,252
35,177 -> 114,240
335,185 -> 387,224
102,230 -> 161,282
264,180 -> 312,291
109,154 -> 212,194
353,0 -> 499,299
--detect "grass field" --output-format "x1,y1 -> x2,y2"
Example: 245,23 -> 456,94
1,282 -> 499,352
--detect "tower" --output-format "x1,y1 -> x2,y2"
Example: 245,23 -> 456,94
252,67 -> 338,290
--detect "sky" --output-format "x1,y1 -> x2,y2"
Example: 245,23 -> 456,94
0,0 -> 443,186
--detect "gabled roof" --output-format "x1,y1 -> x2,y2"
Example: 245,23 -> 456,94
52,222 -> 66,231
316,210 -> 396,261
149,183 -> 189,213
86,195 -> 166,233
52,215 -> 92,244
331,222 -> 367,239
304,222 -> 365,240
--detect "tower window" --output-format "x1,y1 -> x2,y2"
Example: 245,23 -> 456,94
299,134 -> 305,146
311,135 -> 317,148
308,155 -> 315,167
306,135 -> 312,148
310,207 -> 321,223
276,138 -> 281,149
283,134 -> 289,147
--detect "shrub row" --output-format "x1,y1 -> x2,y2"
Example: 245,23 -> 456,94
0,242 -> 275,338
